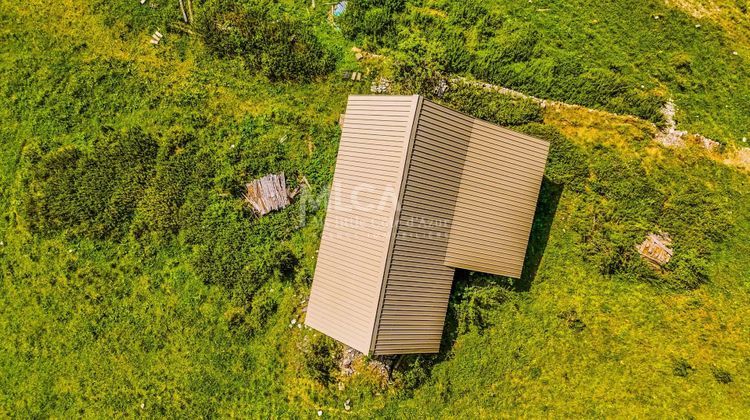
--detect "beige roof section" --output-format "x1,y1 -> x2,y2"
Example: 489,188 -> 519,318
434,103 -> 550,277
304,95 -> 420,354
306,95 -> 549,355
373,99 -> 458,355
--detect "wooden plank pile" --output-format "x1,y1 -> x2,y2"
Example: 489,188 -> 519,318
150,30 -> 163,45
243,173 -> 298,216
636,232 -> 673,267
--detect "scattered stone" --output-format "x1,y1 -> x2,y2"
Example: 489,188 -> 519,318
732,51 -> 739,56
735,148 -> 750,165
695,24 -> 701,28
434,79 -> 450,98
637,232 -> 674,267
655,101 -> 686,147
694,134 -> 720,151
350,46 -> 383,61
344,399 -> 351,411
340,347 -> 358,376
317,409 -> 323,416
370,77 -> 391,94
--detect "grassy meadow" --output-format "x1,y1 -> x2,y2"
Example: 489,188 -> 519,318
0,0 -> 749,417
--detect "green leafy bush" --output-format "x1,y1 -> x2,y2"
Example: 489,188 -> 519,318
454,286 -> 510,334
447,0 -> 488,26
440,84 -> 543,126
199,0 -> 338,81
25,128 -> 157,239
339,0 -> 406,47
302,333 -> 341,384
439,31 -> 472,73
672,358 -> 696,377
712,367 -> 733,384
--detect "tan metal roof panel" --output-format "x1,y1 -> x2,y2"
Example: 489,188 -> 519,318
307,95 -> 548,355
305,95 -> 420,354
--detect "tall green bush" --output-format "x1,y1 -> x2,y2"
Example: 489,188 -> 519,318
339,0 -> 406,47
199,0 -> 338,81
25,128 -> 157,239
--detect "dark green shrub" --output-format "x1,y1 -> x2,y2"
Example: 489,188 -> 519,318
259,16 -> 338,81
339,0 -> 406,47
440,84 -> 543,126
199,0 -> 337,81
472,21 -> 539,77
303,334 -> 341,384
25,128 -> 157,239
439,31 -> 472,73
737,0 -> 748,13
588,148 -> 664,223
135,149 -> 196,235
664,248 -> 709,290
557,309 -> 586,333
570,148 -> 666,279
191,200 -> 298,296
448,0 -> 488,26
394,356 -> 431,393
455,286 -> 510,334
712,367 -> 733,384
672,358 -> 695,377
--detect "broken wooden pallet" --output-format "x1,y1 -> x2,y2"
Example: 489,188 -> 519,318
243,173 -> 297,216
636,232 -> 673,267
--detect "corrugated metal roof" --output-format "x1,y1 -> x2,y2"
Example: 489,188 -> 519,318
304,95 -> 419,354
305,95 -> 549,355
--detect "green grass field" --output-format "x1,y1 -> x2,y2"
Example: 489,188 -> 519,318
1,0 -> 748,417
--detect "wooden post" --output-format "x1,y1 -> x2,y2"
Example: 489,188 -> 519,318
179,0 -> 188,23
186,0 -> 194,24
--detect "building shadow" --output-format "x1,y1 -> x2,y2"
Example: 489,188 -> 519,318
514,177 -> 564,292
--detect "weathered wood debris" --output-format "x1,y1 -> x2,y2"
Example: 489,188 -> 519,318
243,173 -> 305,216
636,232 -> 674,266
150,30 -> 163,45
178,0 -> 194,24
342,71 -> 362,81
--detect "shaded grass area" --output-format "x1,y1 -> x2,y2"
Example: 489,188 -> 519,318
0,0 -> 749,417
